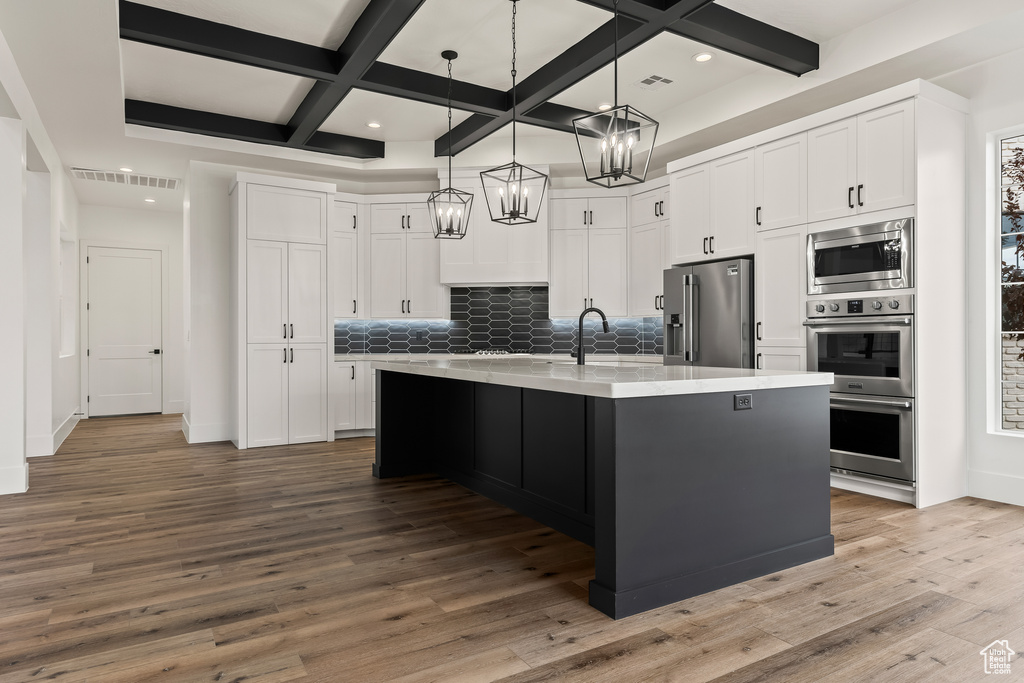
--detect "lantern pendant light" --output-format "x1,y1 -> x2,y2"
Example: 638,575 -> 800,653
428,50 -> 473,239
480,0 -> 548,225
573,0 -> 659,188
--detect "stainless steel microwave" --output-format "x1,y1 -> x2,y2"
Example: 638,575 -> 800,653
807,218 -> 913,294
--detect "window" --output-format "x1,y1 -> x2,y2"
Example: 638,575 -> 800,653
59,236 -> 76,357
1000,133 -> 1024,430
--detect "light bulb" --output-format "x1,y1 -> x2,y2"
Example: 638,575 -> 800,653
498,187 -> 504,196
627,136 -> 635,148
511,184 -> 517,195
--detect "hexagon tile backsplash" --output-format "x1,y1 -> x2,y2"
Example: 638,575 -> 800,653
334,286 -> 664,356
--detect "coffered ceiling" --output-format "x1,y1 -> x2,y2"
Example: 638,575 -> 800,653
0,0 -> 1022,211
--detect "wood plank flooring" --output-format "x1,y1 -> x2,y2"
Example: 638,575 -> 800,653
0,414 -> 1022,682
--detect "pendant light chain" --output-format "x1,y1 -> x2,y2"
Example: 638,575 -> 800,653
613,0 -> 618,108
446,56 -> 453,177
510,0 -> 518,160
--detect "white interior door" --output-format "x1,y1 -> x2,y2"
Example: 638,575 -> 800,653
87,246 -> 162,416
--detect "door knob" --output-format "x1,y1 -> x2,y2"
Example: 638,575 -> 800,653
148,349 -> 161,354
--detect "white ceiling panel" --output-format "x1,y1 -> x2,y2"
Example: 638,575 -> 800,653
378,0 -> 610,91
131,0 -> 371,49
121,40 -> 314,125
320,89 -> 474,142
549,32 -> 764,117
716,0 -> 922,43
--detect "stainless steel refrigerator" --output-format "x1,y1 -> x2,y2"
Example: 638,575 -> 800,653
663,258 -> 753,368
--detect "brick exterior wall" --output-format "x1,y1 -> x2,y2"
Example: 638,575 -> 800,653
1002,335 -> 1024,430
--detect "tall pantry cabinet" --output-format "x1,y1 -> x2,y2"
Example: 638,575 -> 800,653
230,173 -> 336,449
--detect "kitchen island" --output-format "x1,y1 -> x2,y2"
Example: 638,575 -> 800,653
372,357 -> 834,619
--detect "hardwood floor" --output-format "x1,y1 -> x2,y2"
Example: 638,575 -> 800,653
0,414 -> 1022,682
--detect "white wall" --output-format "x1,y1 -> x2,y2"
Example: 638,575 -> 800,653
933,47 -> 1024,506
24,169 -> 51,456
53,172 -> 80,444
78,205 -> 185,415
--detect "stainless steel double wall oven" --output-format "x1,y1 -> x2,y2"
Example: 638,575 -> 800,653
806,219 -> 916,485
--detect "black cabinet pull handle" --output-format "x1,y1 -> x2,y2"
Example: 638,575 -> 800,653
660,201 -> 664,216
848,186 -> 854,209
284,348 -> 287,363
352,299 -> 357,315
351,365 -> 355,380
655,295 -> 659,310
352,215 -> 356,230
283,323 -> 287,339
703,237 -> 708,254
709,236 -> 715,253
583,210 -> 587,225
757,352 -> 762,369
654,203 -> 658,218
756,321 -> 762,341
401,299 -> 406,314
756,206 -> 761,225
660,295 -> 664,309
407,299 -> 411,314
857,184 -> 864,207
589,210 -> 593,225
290,348 -> 294,363
290,323 -> 294,339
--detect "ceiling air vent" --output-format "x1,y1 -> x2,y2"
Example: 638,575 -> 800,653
632,74 -> 674,91
70,167 -> 180,191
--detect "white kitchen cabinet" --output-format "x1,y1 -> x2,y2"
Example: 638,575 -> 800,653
245,183 -> 328,244
755,224 -> 806,348
629,183 -> 670,317
331,201 -> 360,319
369,230 -> 445,319
755,133 -> 807,231
333,360 -> 357,431
246,241 -> 326,344
756,347 -> 806,371
246,343 -> 328,447
668,164 -> 709,264
550,196 -> 627,230
370,203 -> 430,234
807,100 -> 915,222
549,227 -> 627,318
287,344 -> 329,443
709,150 -> 755,259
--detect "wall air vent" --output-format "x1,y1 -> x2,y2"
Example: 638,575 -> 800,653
70,167 -> 180,190
632,74 -> 674,91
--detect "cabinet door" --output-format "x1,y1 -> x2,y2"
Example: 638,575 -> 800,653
370,233 -> 406,318
549,229 -> 589,318
370,203 -> 408,234
247,344 -> 289,447
246,184 -> 327,244
288,343 -> 328,443
588,228 -> 628,316
246,240 -> 288,344
406,232 -> 445,319
334,201 -> 358,233
756,346 -> 806,371
631,188 -> 662,229
755,134 -> 807,231
549,198 -> 588,230
709,150 -> 754,259
507,220 -> 548,282
668,164 -> 710,265
588,196 -> 627,229
807,118 -> 857,222
333,362 -> 357,431
288,243 -> 326,343
406,204 -> 431,233
857,100 -> 915,213
755,225 -> 807,347
355,362 -> 373,429
331,230 -> 359,318
629,221 -> 663,317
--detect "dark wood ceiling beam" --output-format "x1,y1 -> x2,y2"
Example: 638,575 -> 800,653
118,0 -> 338,80
669,4 -> 819,76
358,62 -> 508,116
285,0 -> 426,147
124,100 -> 384,159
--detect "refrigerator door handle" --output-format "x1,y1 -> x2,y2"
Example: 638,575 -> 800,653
688,275 -> 697,362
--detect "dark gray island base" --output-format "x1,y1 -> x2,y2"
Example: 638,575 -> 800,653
373,364 -> 834,619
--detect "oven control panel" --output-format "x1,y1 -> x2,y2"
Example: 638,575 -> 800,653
806,294 -> 914,318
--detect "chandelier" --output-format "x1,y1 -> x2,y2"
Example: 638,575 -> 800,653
480,0 -> 548,225
572,0 -> 659,187
427,50 -> 473,239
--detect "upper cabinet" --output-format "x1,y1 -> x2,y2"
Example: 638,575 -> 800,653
440,174 -> 548,285
807,100 -> 915,222
370,203 -> 429,234
245,183 -> 328,244
369,198 -> 446,319
754,133 -> 807,231
628,183 -> 670,317
331,200 -> 360,319
550,196 -> 627,230
668,151 -> 754,265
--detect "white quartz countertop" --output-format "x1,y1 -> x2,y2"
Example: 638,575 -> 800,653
370,357 -> 833,399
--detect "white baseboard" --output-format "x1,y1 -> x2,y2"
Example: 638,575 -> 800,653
182,416 -> 231,444
26,433 -> 52,457
830,472 -> 916,506
0,464 -> 28,495
334,429 -> 375,439
52,412 -> 80,453
969,469 -> 1024,507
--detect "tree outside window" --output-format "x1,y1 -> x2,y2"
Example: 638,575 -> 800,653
1000,134 -> 1024,430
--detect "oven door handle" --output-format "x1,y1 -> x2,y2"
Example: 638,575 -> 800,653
803,317 -> 912,326
831,396 -> 912,409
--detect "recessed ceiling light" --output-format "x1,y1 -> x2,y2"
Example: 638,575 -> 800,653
693,52 -> 713,63
598,104 -> 612,111
144,198 -> 156,203
366,121 -> 381,129
119,167 -> 133,173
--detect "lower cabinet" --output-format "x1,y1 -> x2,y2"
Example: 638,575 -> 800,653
248,343 -> 328,447
756,346 -> 807,371
333,360 -> 374,432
